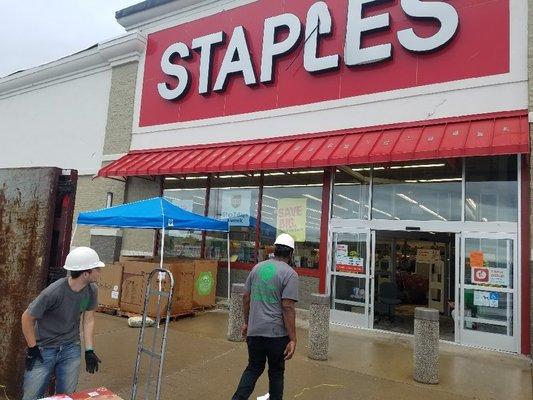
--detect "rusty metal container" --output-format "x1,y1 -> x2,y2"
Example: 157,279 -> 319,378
0,167 -> 75,399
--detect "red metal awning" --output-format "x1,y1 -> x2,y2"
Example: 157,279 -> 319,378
98,111 -> 530,178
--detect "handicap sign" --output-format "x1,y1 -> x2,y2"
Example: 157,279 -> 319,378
489,292 -> 499,308
474,291 -> 499,308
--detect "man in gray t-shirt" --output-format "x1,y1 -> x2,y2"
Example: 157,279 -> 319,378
233,234 -> 299,400
21,247 -> 104,400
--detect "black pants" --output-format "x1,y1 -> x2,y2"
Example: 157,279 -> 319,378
232,336 -> 289,400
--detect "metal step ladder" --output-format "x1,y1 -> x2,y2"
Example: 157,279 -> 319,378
131,268 -> 175,400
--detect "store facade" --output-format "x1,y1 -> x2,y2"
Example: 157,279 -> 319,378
96,0 -> 531,354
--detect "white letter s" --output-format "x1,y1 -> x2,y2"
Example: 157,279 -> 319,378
157,42 -> 191,100
398,0 -> 459,53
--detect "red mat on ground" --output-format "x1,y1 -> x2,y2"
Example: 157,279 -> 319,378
40,387 -> 123,400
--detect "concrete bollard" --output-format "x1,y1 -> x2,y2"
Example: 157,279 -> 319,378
413,307 -> 439,384
227,283 -> 246,342
308,294 -> 330,361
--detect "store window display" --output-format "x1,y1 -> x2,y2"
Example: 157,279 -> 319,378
162,179 -> 207,258
372,160 -> 462,221
332,167 -> 371,219
206,175 -> 260,264
259,171 -> 323,269
465,155 -> 518,222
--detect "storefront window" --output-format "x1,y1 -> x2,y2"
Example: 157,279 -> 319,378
206,174 -> 260,264
162,177 -> 208,258
372,161 -> 462,221
465,156 -> 518,222
332,167 -> 371,219
259,170 -> 323,269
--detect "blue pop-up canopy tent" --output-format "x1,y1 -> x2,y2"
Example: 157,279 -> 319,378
74,197 -> 232,299
77,197 -> 228,232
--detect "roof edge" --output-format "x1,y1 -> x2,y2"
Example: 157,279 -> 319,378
0,32 -> 146,99
116,0 -> 204,30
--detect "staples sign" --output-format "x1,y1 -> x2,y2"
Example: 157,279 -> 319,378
140,0 -> 509,126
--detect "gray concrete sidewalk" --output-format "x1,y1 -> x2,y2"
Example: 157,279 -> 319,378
78,311 -> 532,400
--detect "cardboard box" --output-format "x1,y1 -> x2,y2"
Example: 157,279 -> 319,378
119,255 -> 153,263
192,259 -> 218,308
120,260 -> 195,317
96,262 -> 123,309
142,260 -> 195,317
40,387 -> 123,399
119,261 -> 156,315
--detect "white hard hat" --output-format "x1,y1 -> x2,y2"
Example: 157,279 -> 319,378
274,233 -> 295,250
63,247 -> 105,271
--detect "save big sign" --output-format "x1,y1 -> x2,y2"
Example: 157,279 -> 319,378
139,0 -> 509,126
277,198 -> 307,242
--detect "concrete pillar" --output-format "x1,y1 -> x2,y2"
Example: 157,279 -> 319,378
308,294 -> 330,360
227,283 -> 245,342
413,307 -> 439,384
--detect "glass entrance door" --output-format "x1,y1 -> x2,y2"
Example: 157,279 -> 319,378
329,229 -> 374,329
459,232 -> 518,352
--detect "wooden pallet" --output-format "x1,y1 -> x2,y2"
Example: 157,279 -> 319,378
96,305 -> 119,315
192,304 -> 216,313
113,309 -> 196,321
116,310 -> 142,319
167,310 -> 196,321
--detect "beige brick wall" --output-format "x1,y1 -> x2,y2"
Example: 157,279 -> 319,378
72,174 -> 126,247
121,176 -> 162,255
72,62 -> 139,247
103,62 -> 138,155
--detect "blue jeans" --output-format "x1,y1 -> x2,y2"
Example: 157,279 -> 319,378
22,342 -> 81,400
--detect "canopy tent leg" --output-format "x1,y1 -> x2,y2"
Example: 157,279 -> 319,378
158,226 -> 165,292
227,232 -> 231,303
159,226 -> 165,269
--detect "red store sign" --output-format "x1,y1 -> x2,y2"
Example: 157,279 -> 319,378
140,0 -> 510,126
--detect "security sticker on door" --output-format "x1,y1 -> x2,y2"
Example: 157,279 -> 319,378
472,267 -> 509,286
474,291 -> 499,308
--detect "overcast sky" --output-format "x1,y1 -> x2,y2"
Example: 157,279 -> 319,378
0,0 -> 142,78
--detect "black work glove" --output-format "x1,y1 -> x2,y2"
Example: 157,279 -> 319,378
26,346 -> 43,371
85,350 -> 101,373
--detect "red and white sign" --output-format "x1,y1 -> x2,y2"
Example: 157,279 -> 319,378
40,387 -> 123,400
336,264 -> 365,274
336,256 -> 365,274
472,267 -> 509,287
472,267 -> 490,283
139,0 -> 509,126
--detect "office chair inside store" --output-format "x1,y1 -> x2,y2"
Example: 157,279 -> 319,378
376,282 -> 401,322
